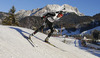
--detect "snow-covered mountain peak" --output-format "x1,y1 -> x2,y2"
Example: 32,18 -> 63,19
40,4 -> 84,16
15,9 -> 32,20
16,9 -> 32,15
61,4 -> 74,9
15,4 -> 84,19
16,9 -> 26,13
61,4 -> 82,15
32,4 -> 84,16
44,4 -> 61,11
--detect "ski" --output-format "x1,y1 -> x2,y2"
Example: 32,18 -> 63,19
34,36 -> 66,51
27,38 -> 35,47
28,38 -> 33,43
27,38 -> 38,47
44,41 -> 66,51
45,41 -> 56,47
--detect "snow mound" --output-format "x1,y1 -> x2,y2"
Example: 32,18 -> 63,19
81,26 -> 100,36
0,25 -> 98,58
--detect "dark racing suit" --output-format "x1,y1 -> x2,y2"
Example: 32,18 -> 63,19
33,12 -> 61,38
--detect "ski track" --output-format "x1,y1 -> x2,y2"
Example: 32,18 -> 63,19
0,25 -> 99,58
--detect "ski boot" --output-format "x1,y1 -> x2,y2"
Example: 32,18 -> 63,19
44,37 -> 49,43
44,37 -> 55,46
29,33 -> 34,39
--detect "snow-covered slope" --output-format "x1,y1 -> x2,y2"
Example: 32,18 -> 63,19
81,26 -> 100,36
0,25 -> 99,58
58,26 -> 100,36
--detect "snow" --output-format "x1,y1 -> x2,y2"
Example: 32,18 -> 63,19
57,28 -> 80,35
59,26 -> 100,36
81,26 -> 100,36
0,25 -> 99,58
86,43 -> 100,49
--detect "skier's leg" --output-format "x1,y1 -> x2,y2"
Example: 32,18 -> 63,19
45,27 -> 54,42
33,25 -> 44,35
29,25 -> 44,39
45,20 -> 54,42
30,21 -> 46,35
47,27 -> 54,38
33,22 -> 46,35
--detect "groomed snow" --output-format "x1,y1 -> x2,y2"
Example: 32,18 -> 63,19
0,25 -> 99,58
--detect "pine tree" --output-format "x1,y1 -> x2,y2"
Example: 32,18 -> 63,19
2,6 -> 19,26
92,30 -> 100,44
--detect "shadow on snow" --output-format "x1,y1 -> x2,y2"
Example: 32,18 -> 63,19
74,39 -> 100,57
9,27 -> 34,47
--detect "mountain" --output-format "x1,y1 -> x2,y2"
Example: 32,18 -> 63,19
93,13 -> 100,21
19,13 -> 98,33
19,16 -> 43,29
54,13 -> 92,28
0,4 -> 100,36
0,25 -> 99,58
30,4 -> 84,16
0,12 -> 9,24
15,4 -> 84,20
15,10 -> 32,20
0,4 -> 84,26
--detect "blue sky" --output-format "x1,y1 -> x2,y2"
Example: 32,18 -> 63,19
0,0 -> 100,16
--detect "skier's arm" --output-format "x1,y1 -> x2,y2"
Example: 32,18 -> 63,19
45,13 -> 55,17
41,12 -> 55,21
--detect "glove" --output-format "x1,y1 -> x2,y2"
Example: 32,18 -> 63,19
41,16 -> 46,19
41,17 -> 44,19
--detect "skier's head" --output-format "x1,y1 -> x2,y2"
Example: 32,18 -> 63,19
56,11 -> 63,18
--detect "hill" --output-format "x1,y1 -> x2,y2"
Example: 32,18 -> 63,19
0,25 -> 99,58
19,13 -> 100,33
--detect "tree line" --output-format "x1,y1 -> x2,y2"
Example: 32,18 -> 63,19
2,6 -> 19,26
